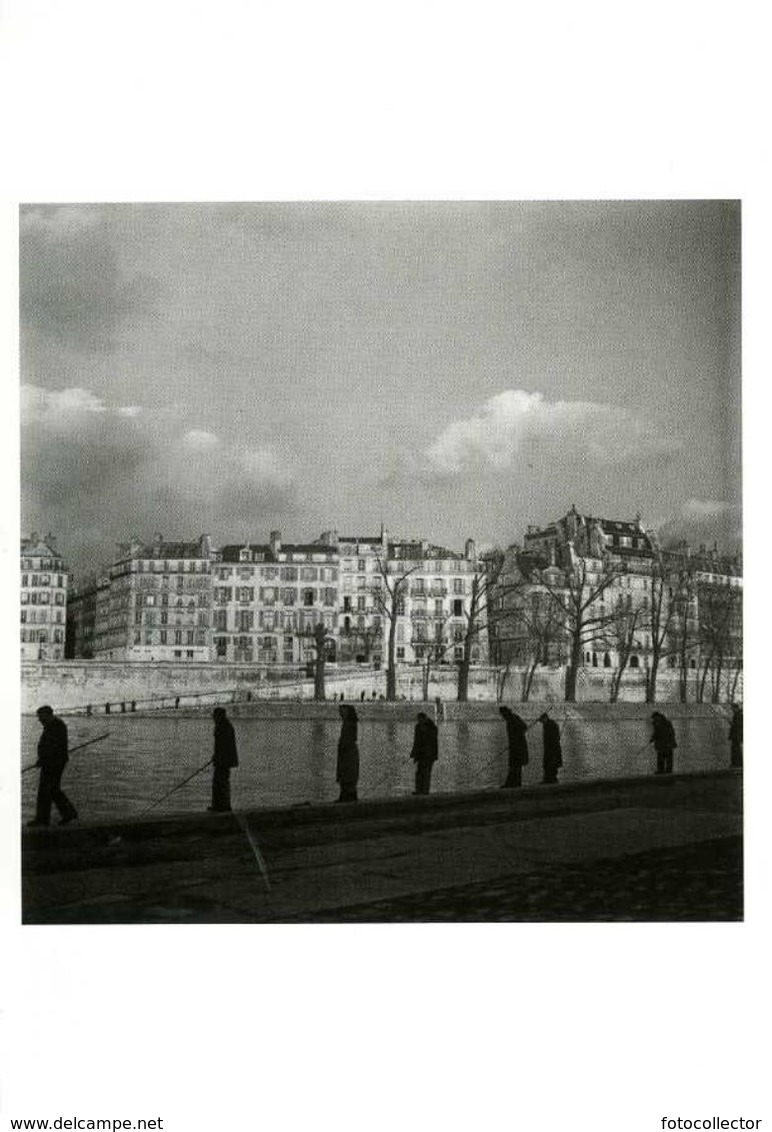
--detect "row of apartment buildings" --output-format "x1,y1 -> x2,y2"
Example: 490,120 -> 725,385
62,529 -> 486,668
487,508 -> 743,685
22,510 -> 742,683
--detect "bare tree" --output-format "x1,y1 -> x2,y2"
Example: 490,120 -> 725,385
665,565 -> 700,702
371,556 -> 420,701
303,621 -> 335,701
696,578 -> 743,703
537,558 -> 623,702
640,557 -> 681,704
604,597 -> 643,703
494,588 -> 565,702
411,613 -> 450,700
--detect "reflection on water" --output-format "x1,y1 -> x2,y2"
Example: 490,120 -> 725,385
20,710 -> 732,822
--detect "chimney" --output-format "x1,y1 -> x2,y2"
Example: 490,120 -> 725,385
465,538 -> 477,562
270,530 -> 282,555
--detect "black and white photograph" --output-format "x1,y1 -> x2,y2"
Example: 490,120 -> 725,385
2,6 -> 768,1132
19,200 -> 742,924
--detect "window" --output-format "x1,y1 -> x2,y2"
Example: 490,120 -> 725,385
357,559 -> 366,571
239,586 -> 255,602
215,637 -> 227,658
283,588 -> 296,605
214,609 -> 227,630
629,655 -> 640,668
301,567 -> 318,581
187,630 -> 194,645
453,599 -> 463,617
161,611 -> 168,625
434,599 -> 443,617
237,610 -> 254,631
396,647 -> 405,659
357,595 -> 366,611
281,567 -> 298,582
174,630 -> 182,645
160,631 -> 167,645
303,589 -> 315,606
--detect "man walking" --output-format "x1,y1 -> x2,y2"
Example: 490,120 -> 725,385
650,711 -> 677,775
209,707 -> 238,812
537,712 -> 563,784
28,705 -> 78,827
411,711 -> 439,795
499,706 -> 529,788
729,703 -> 743,768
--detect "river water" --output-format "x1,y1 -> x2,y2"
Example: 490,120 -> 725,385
20,708 -> 734,823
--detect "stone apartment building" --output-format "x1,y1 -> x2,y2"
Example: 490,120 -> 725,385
212,531 -> 339,666
20,534 -> 69,661
490,507 -> 742,687
65,526 -> 490,670
317,530 -> 489,667
68,535 -> 214,661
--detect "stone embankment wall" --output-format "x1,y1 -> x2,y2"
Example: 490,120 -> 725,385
21,659 -> 741,716
21,661 -> 388,715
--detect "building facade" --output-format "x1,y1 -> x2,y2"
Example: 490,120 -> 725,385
212,532 -> 339,666
68,535 -> 214,661
20,534 -> 69,661
490,507 -> 742,695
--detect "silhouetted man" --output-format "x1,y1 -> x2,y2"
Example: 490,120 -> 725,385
209,707 -> 238,812
28,705 -> 78,827
537,712 -> 563,784
411,712 -> 438,795
499,706 -> 529,788
729,703 -> 743,768
650,711 -> 677,774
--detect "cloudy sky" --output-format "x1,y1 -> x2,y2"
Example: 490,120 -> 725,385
20,201 -> 741,579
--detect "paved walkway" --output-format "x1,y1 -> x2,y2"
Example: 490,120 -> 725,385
22,770 -> 742,923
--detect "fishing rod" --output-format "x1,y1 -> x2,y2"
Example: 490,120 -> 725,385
21,731 -> 111,775
233,811 -> 271,892
136,758 -> 212,815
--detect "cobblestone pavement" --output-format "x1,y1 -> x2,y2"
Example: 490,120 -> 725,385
22,772 -> 742,924
287,837 -> 743,922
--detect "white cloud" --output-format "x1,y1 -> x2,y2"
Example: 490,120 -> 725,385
426,389 -> 676,473
681,498 -> 736,518
21,384 -> 109,419
183,429 -> 219,449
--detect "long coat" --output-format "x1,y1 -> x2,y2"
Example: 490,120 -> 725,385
213,718 -> 239,768
37,716 -> 68,770
411,717 -> 438,764
503,712 -> 529,766
651,716 -> 677,754
336,716 -> 360,789
541,718 -> 562,769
